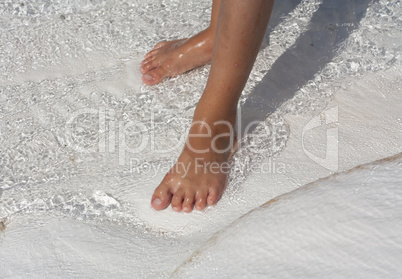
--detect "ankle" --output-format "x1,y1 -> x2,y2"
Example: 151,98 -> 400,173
185,118 -> 236,156
204,25 -> 216,38
193,103 -> 237,127
197,27 -> 215,54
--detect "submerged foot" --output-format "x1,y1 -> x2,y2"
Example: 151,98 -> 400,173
140,28 -> 214,85
151,121 -> 236,212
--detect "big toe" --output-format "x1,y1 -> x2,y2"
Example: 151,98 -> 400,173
151,184 -> 172,210
142,67 -> 168,85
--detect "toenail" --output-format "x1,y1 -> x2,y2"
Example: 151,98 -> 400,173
183,206 -> 189,211
144,74 -> 153,81
153,198 -> 162,206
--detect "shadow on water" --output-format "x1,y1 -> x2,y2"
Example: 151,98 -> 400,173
264,0 -> 302,45
240,0 -> 372,135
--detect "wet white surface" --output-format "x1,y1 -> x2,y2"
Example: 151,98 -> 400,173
174,155 -> 402,278
0,0 -> 401,278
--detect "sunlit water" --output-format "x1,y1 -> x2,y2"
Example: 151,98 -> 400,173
0,0 -> 401,277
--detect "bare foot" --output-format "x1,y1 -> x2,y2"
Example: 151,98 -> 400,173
151,122 -> 236,212
140,28 -> 214,85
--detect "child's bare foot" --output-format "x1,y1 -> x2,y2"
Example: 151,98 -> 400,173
151,121 -> 236,212
140,28 -> 214,85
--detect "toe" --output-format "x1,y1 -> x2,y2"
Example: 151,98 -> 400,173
140,58 -> 159,74
171,189 -> 185,212
195,189 -> 208,211
207,187 -> 220,206
151,183 -> 172,210
144,48 -> 159,60
142,67 -> 168,85
143,41 -> 168,59
153,41 -> 168,50
141,55 -> 155,67
182,190 -> 195,213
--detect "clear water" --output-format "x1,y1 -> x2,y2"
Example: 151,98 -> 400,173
0,0 -> 401,276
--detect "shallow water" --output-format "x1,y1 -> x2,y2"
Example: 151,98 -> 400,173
0,0 -> 401,277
